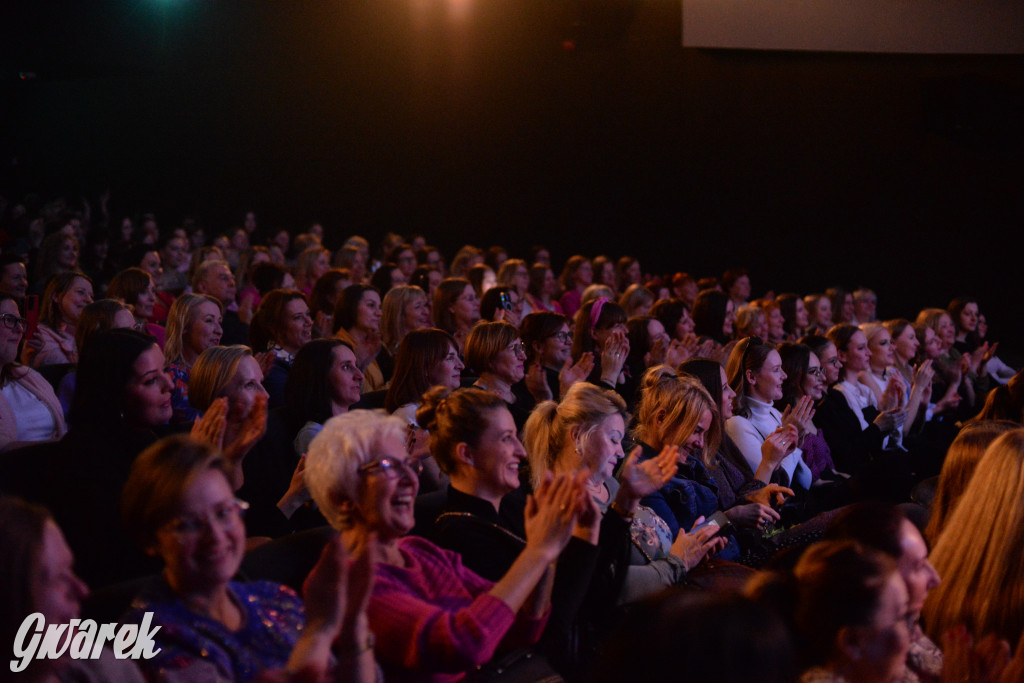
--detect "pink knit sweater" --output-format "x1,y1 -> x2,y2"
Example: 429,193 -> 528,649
369,536 -> 548,683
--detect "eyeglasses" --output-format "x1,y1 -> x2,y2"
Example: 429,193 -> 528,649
549,331 -> 573,343
807,367 -> 825,378
359,457 -> 424,480
163,499 -> 249,540
0,313 -> 27,331
506,341 -> 526,356
824,357 -> 843,368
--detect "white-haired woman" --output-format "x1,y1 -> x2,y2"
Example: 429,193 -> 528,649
305,409 -> 582,682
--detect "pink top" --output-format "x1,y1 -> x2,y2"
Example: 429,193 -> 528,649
559,290 -> 582,318
369,536 -> 548,683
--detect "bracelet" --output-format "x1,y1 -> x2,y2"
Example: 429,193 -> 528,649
610,500 -> 634,520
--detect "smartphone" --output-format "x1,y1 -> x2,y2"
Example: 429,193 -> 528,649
498,291 -> 512,311
692,511 -> 733,538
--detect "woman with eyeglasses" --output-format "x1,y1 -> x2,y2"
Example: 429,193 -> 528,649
811,325 -> 911,501
121,435 -> 380,682
748,540 -> 915,683
518,311 -> 593,404
0,293 -> 66,451
775,343 -> 838,485
305,409 -> 581,682
465,321 -> 535,430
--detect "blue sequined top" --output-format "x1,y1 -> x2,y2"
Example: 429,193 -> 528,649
124,579 -> 304,682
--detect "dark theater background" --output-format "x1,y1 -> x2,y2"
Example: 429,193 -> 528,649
2,1 -> 1022,352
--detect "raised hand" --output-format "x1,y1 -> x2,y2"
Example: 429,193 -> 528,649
277,454 -> 311,519
523,362 -> 553,402
879,376 -> 905,412
190,396 -> 228,451
573,472 -> 602,545
559,352 -> 595,397
665,338 -> 692,368
618,445 -> 678,504
600,329 -> 630,385
780,396 -> 815,438
524,473 -> 580,562
761,424 -> 799,470
223,392 -> 268,464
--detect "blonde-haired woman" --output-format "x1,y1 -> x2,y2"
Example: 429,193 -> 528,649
524,381 -> 725,604
923,420 -> 1016,546
923,429 -> 1024,647
632,370 -> 743,562
294,246 -> 331,298
380,284 -> 430,361
164,294 -> 223,423
305,408 -> 580,682
188,345 -> 268,489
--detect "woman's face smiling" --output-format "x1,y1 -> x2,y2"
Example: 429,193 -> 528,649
123,345 -> 173,427
537,324 -> 572,369
0,299 -> 25,366
676,409 -> 713,463
59,277 -> 94,325
354,435 -> 420,543
427,343 -> 465,390
154,469 -> 246,595
489,338 -> 527,385
801,352 -> 826,401
133,277 -> 158,320
279,298 -> 312,353
747,349 -> 786,403
403,293 -> 431,332
465,407 -> 526,500
817,341 -> 842,385
185,302 -> 224,359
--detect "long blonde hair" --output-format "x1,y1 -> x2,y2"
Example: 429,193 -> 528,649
633,366 -> 720,466
925,421 -> 1017,545
923,429 -> 1024,644
380,285 -> 427,354
164,293 -> 222,365
522,382 -> 626,489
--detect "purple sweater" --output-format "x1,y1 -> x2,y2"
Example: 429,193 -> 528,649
369,536 -> 548,683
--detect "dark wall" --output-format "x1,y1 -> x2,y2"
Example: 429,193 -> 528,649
3,1 -> 1023,349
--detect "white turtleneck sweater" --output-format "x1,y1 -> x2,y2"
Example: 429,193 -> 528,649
725,397 -> 812,490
